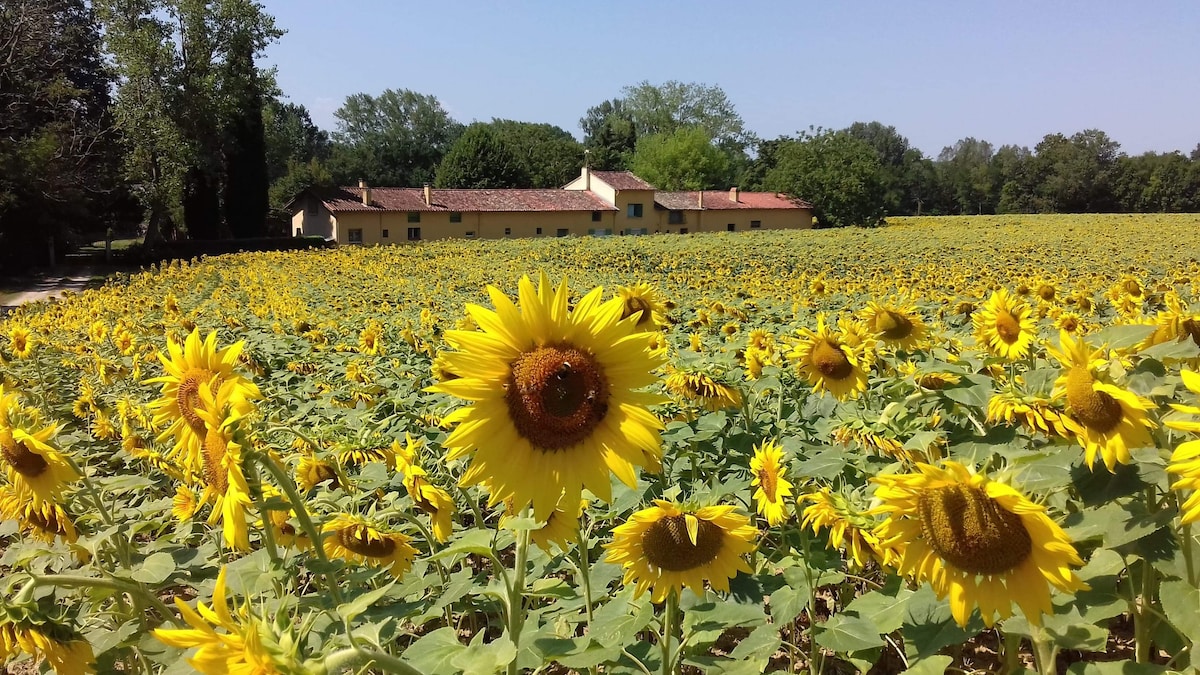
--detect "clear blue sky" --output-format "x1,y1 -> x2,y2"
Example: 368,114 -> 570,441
262,0 -> 1199,157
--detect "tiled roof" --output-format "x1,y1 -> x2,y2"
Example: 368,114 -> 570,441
654,191 -> 813,211
316,187 -> 618,213
591,171 -> 656,191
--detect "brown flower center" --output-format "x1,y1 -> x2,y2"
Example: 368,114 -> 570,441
505,344 -> 610,451
994,310 -> 1023,344
622,296 -> 655,326
1124,279 -> 1142,297
1038,284 -> 1056,301
876,310 -> 913,341
202,428 -> 229,494
339,526 -> 396,558
1065,366 -> 1123,433
757,467 -> 778,502
177,368 -> 214,435
1182,318 -> 1200,347
917,483 -> 1032,575
642,514 -> 724,572
1,438 -> 49,477
811,339 -> 853,380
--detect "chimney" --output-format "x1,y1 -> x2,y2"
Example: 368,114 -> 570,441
359,179 -> 371,206
698,191 -> 704,209
423,183 -> 432,206
582,165 -> 591,190
729,187 -> 739,203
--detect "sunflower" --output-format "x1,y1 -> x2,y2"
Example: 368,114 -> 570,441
603,500 -> 756,603
336,444 -> 394,469
0,388 -> 80,505
616,282 -> 668,329
322,513 -> 418,578
153,567 -> 285,674
789,315 -> 869,401
750,440 -> 793,526
871,461 -> 1086,627
428,273 -> 665,521
0,486 -> 78,544
1167,370 -> 1200,524
986,390 -> 1072,439
402,462 -> 456,543
295,453 -> 339,492
1048,330 -> 1156,471
0,618 -> 94,674
799,488 -> 892,569
172,485 -> 200,521
192,385 -> 255,551
145,329 -> 260,474
972,288 -> 1036,360
503,498 -> 588,552
7,326 -> 33,359
664,368 -> 742,412
860,300 -> 928,350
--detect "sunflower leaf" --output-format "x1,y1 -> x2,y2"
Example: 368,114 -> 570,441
813,612 -> 883,652
130,552 -> 175,584
337,579 -> 396,622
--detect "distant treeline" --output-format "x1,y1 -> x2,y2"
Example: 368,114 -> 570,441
5,2 -> 1198,272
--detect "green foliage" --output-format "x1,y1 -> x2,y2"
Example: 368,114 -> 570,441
580,99 -> 637,171
435,124 -> 531,189
487,120 -> 583,188
328,89 -> 463,187
764,129 -> 887,227
628,128 -> 733,190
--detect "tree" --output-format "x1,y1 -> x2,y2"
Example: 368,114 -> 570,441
0,0 -> 121,269
843,122 -> 927,215
1114,152 -> 1200,213
618,81 -> 754,154
580,99 -> 636,171
96,0 -> 282,241
221,32 -> 269,238
938,138 -> 996,214
740,137 -> 791,191
628,128 -> 732,190
1032,130 -> 1120,212
328,89 -> 462,186
269,158 -> 333,227
435,124 -> 530,189
763,129 -> 886,228
264,100 -> 329,184
991,145 -> 1036,213
490,120 -> 583,188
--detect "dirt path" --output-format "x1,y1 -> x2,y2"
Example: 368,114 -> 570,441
0,268 -> 104,312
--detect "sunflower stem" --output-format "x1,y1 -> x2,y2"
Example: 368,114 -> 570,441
1182,522 -> 1196,586
576,523 -> 595,626
661,589 -> 679,675
245,458 -> 282,569
322,646 -> 427,675
506,525 -> 530,675
31,574 -> 179,627
1134,557 -> 1157,664
1031,631 -> 1057,675
1001,629 -> 1022,674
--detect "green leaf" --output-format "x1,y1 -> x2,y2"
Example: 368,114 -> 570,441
1089,324 -> 1155,351
404,628 -> 465,674
429,529 -> 513,563
451,633 -> 516,675
682,594 -> 766,649
1065,662 -> 1169,674
796,448 -> 852,480
337,580 -> 396,622
843,583 -> 915,634
1160,577 -> 1200,646
902,585 -> 984,659
590,587 -> 654,649
131,552 -> 175,584
814,613 -> 883,653
900,655 -> 954,675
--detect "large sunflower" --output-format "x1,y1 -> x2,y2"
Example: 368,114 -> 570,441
1048,330 -> 1156,471
872,461 -> 1086,627
750,440 -> 793,526
322,513 -> 418,578
603,500 -> 756,603
428,273 -> 665,521
1167,369 -> 1200,524
153,567 -> 285,674
972,288 -> 1036,360
860,300 -> 928,351
192,385 -> 255,551
789,315 -> 869,401
145,330 -> 260,473
0,617 -> 94,674
0,387 -> 80,505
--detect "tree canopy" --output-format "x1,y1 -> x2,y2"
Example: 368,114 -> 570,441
628,128 -> 733,191
763,130 -> 887,228
435,124 -> 530,189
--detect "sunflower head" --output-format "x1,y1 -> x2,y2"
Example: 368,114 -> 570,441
603,499 -> 756,603
0,613 -> 94,674
986,390 -> 1071,438
860,300 -> 928,350
790,315 -> 869,401
799,488 -> 892,569
749,440 -> 793,526
972,288 -> 1036,360
664,368 -> 742,412
322,513 -> 418,578
8,326 -> 34,359
616,282 -> 667,329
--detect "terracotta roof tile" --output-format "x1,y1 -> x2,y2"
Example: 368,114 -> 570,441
591,171 -> 656,191
317,187 -> 617,213
654,191 -> 813,211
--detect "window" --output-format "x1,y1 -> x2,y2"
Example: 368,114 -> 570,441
679,228 -> 689,235
450,212 -> 462,223
727,223 -> 736,232
465,231 -> 476,238
407,212 -> 420,223
504,227 -> 511,236
382,229 -> 389,238
750,220 -> 761,229
626,203 -> 643,218
407,227 -> 421,241
294,227 -> 302,237
536,227 -> 543,235
668,211 -> 684,225
591,210 -> 602,222
348,228 -> 363,244
556,228 -> 569,237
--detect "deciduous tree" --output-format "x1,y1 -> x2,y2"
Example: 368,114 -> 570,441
764,129 -> 886,228
628,128 -> 732,190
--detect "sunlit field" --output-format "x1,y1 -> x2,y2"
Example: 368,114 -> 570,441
1,213 -> 1199,674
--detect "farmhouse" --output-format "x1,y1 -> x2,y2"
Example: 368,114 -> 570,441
288,168 -> 813,245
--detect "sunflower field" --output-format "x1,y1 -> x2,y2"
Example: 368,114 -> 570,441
2,213 -> 1200,675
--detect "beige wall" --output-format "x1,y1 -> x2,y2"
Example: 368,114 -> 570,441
611,190 -> 656,236
292,195 -> 334,239
328,210 -> 622,245
649,208 -> 813,234
563,169 -> 616,204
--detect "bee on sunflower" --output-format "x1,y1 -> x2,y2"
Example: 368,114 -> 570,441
428,273 -> 665,521
749,440 -> 793,526
972,288 -> 1036,360
872,461 -> 1086,627
1048,330 -> 1156,471
789,315 -> 869,401
604,500 -> 756,603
